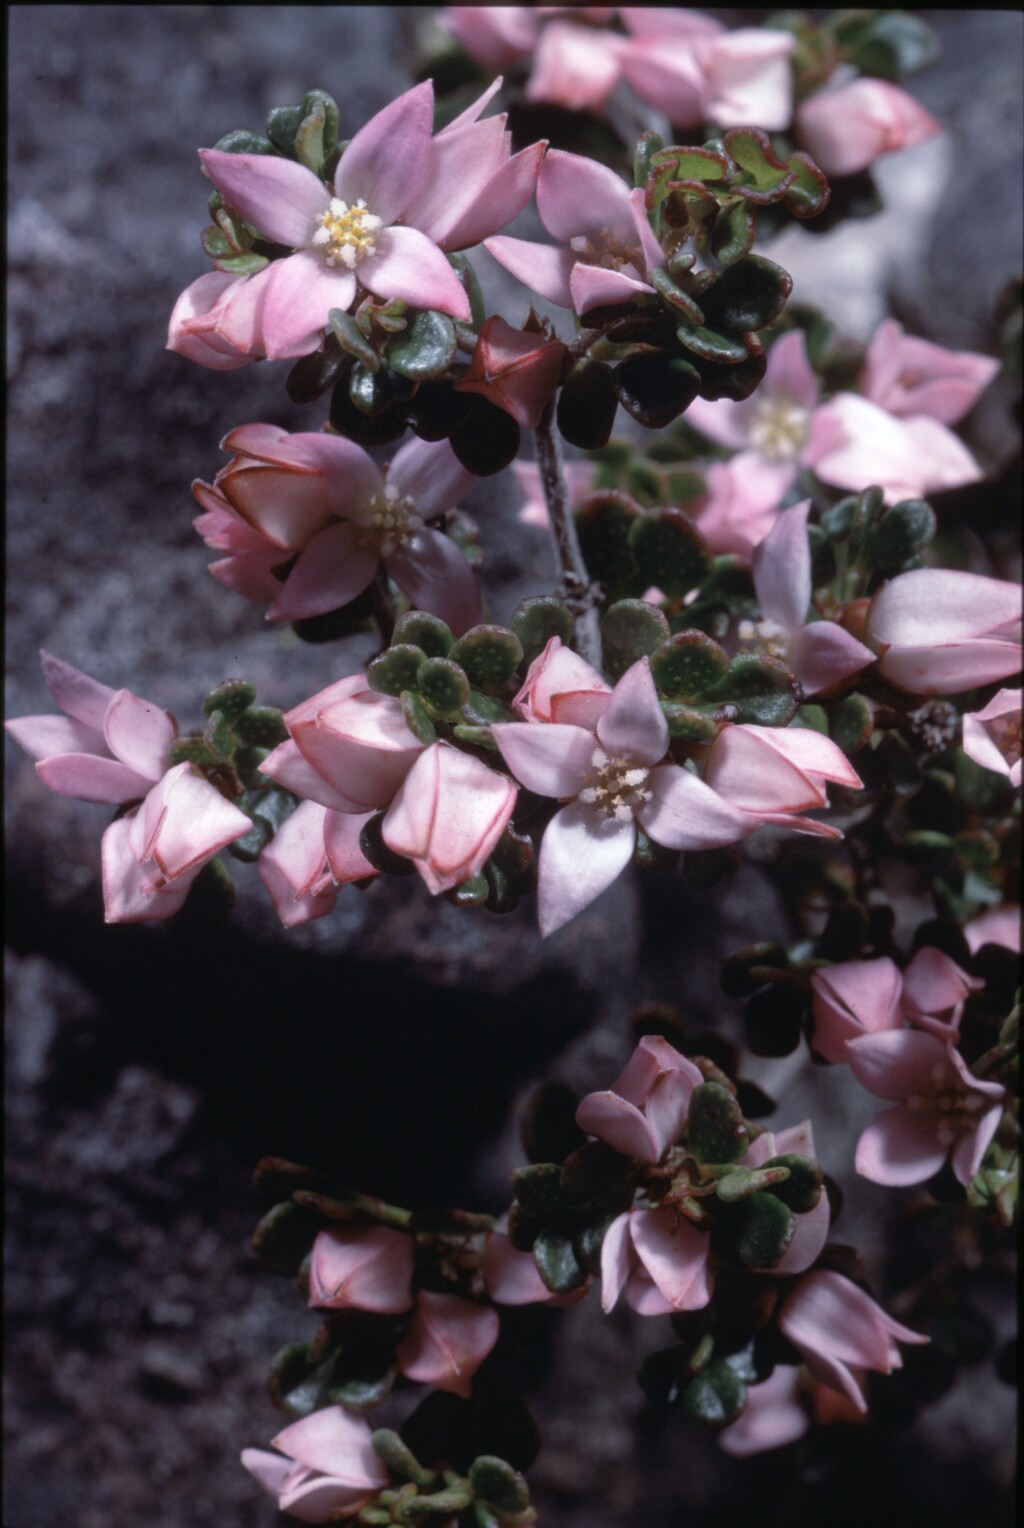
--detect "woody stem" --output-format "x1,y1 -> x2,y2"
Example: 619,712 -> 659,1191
534,399 -> 603,670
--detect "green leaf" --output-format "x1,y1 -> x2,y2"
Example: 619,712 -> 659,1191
266,102 -> 307,156
660,702 -> 723,741
601,599 -> 671,681
251,1201 -> 321,1275
649,629 -> 730,698
468,1456 -> 531,1514
330,309 -> 380,372
557,359 -> 619,450
372,1430 -> 435,1488
700,652 -> 799,726
449,395 -> 521,476
833,10 -> 940,80
861,497 -> 936,569
511,596 -> 574,668
268,1342 -> 316,1411
744,982 -> 807,1057
699,255 -> 793,335
574,490 -> 643,601
416,656 -> 471,719
213,128 -> 275,155
202,679 -> 256,724
393,611 -> 453,658
446,251 -> 487,331
681,1359 -> 747,1427
168,736 -> 215,769
287,336 -> 350,403
790,703 -> 829,735
387,310 -> 457,381
709,199 -> 757,263
212,252 -> 268,276
232,705 -> 289,747
629,509 -> 710,598
687,1081 -> 749,1165
359,812 -> 419,875
829,692 -> 874,755
613,353 -> 702,428
450,626 -> 524,692
399,691 -> 438,746
368,644 -> 428,697
719,1191 -> 795,1269
533,1229 -> 588,1294
762,1153 -> 823,1214
674,320 -> 750,365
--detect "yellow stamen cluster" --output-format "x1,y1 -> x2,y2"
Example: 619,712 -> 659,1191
748,397 -> 810,462
312,197 -> 383,270
578,746 -> 652,824
905,1059 -> 989,1149
737,616 -> 792,661
352,486 -> 422,560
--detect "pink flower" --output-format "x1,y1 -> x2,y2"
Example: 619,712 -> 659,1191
796,78 -> 939,178
100,762 -> 251,923
257,801 -> 379,929
899,946 -> 982,1041
309,1226 -> 416,1314
848,1029 -> 1005,1187
261,675 -> 426,815
692,455 -> 788,560
618,19 -> 795,131
686,330 -> 821,508
511,635 -> 612,727
394,1292 -> 500,1397
962,688 -> 1022,786
485,148 -> 665,317
964,905 -> 1021,955
167,270 -> 265,369
453,316 -> 566,428
717,1366 -> 809,1457
859,319 -> 1000,427
494,657 -> 753,936
575,1034 -> 703,1165
810,957 -> 904,1064
525,20 -> 625,112
242,1406 -> 388,1523
184,81 -> 543,361
740,1120 -> 830,1275
748,501 -> 876,696
866,569 -> 1022,695
802,392 -> 986,504
6,652 -> 177,804
309,1228 -> 498,1397
441,6 -> 539,70
193,425 -> 483,634
600,1206 -> 712,1315
778,1269 -> 929,1412
380,741 -> 518,894
703,723 -> 864,839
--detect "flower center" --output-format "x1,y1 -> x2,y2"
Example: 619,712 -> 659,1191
905,1059 -> 990,1149
910,699 -> 960,754
748,397 -> 810,463
569,228 -> 643,282
311,197 -> 383,269
351,485 -> 422,559
578,746 -> 652,823
737,616 -> 792,661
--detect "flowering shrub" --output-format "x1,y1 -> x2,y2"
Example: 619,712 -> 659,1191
6,7 -> 1019,1523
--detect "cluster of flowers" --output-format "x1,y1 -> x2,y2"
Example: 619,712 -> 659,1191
441,6 -> 940,181
243,1033 -> 933,1518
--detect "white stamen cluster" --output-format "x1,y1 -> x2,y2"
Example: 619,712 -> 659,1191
905,1058 -> 988,1149
748,397 -> 810,462
352,485 -> 422,560
910,699 -> 959,754
312,197 -> 383,269
569,228 -> 643,282
737,616 -> 792,660
578,745 -> 652,824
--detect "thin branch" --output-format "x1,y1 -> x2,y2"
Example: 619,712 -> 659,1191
533,399 -> 603,670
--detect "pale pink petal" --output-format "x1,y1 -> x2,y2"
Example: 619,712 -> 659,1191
381,743 -> 516,894
333,80 -> 434,226
599,1212 -> 636,1313
631,1207 -> 712,1310
643,1069 -> 698,1160
618,39 -> 708,127
810,957 -> 903,1064
101,815 -> 194,923
878,639 -> 1022,696
387,436 -> 478,519
596,659 -> 668,766
40,650 -> 117,730
789,622 -> 876,697
570,262 -> 656,315
611,1036 -> 702,1106
268,522 -> 378,622
964,906 -> 1021,955
198,149 -> 328,247
951,1104 -> 1003,1186
575,1091 -> 662,1163
706,29 -> 795,130
208,551 -> 292,607
387,529 -> 483,637
512,636 -> 610,725
484,1228 -> 561,1306
168,272 -> 257,370
34,753 -> 158,804
103,689 -> 175,782
718,1367 -> 808,1457
308,1226 -> 415,1314
260,738 -> 374,814
494,722 -> 597,799
855,1105 -> 954,1186
5,713 -> 106,764
395,1292 -> 499,1397
536,148 -> 634,244
752,501 -> 811,633
845,1029 -> 946,1101
323,809 -> 379,884
255,251 -> 356,360
860,319 -> 999,425
764,330 -> 821,409
628,185 -> 666,279
258,800 -> 330,898
273,1406 -> 388,1487
222,421 -> 322,467
773,1190 -> 830,1276
704,727 -> 826,814
147,766 -> 251,880
537,800 -> 636,937
484,235 -> 576,308
962,689 -> 1022,780
220,463 -> 332,548
868,568 -> 1022,646
637,764 -> 753,850
796,78 -> 939,179
526,21 -> 623,111
804,394 -> 984,503
901,946 -> 980,1032
361,226 -> 471,320
241,1448 -> 292,1503
278,1476 -> 377,1523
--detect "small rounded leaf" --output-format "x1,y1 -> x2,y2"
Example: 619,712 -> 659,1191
368,644 -> 429,697
687,1082 -> 749,1165
416,657 -> 471,718
650,629 -> 730,699
629,509 -> 710,598
601,599 -> 671,681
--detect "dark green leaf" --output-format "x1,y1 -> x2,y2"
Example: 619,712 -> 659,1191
650,629 -> 730,698
687,1081 -> 749,1165
601,599 -> 671,681
388,309 -> 457,381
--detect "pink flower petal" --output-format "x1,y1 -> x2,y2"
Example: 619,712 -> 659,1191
569,263 -> 656,316
268,522 -> 378,622
40,650 -> 118,730
255,251 -> 357,360
387,436 -> 478,519
220,463 -> 332,549
855,1105 -> 951,1186
752,500 -> 811,633
260,738 -> 374,814
381,742 -> 517,894
361,225 -> 471,320
788,621 -> 876,697
199,149 -> 328,247
575,1091 -> 662,1163
596,659 -> 668,766
536,148 -> 634,244
101,815 -> 195,923
333,80 -> 434,226
951,1104 -> 1003,1186
845,1028 -> 946,1101
103,689 -> 175,782
146,765 -> 251,880
324,810 -> 379,884
484,235 -> 576,308
637,763 -> 754,850
631,1206 -> 712,1310
5,713 -> 107,765
387,528 -> 483,637
599,1212 -> 636,1313
308,1226 -> 415,1313
395,1292 -> 499,1397
272,1406 -> 389,1488
494,721 -> 596,799
537,800 -> 636,937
